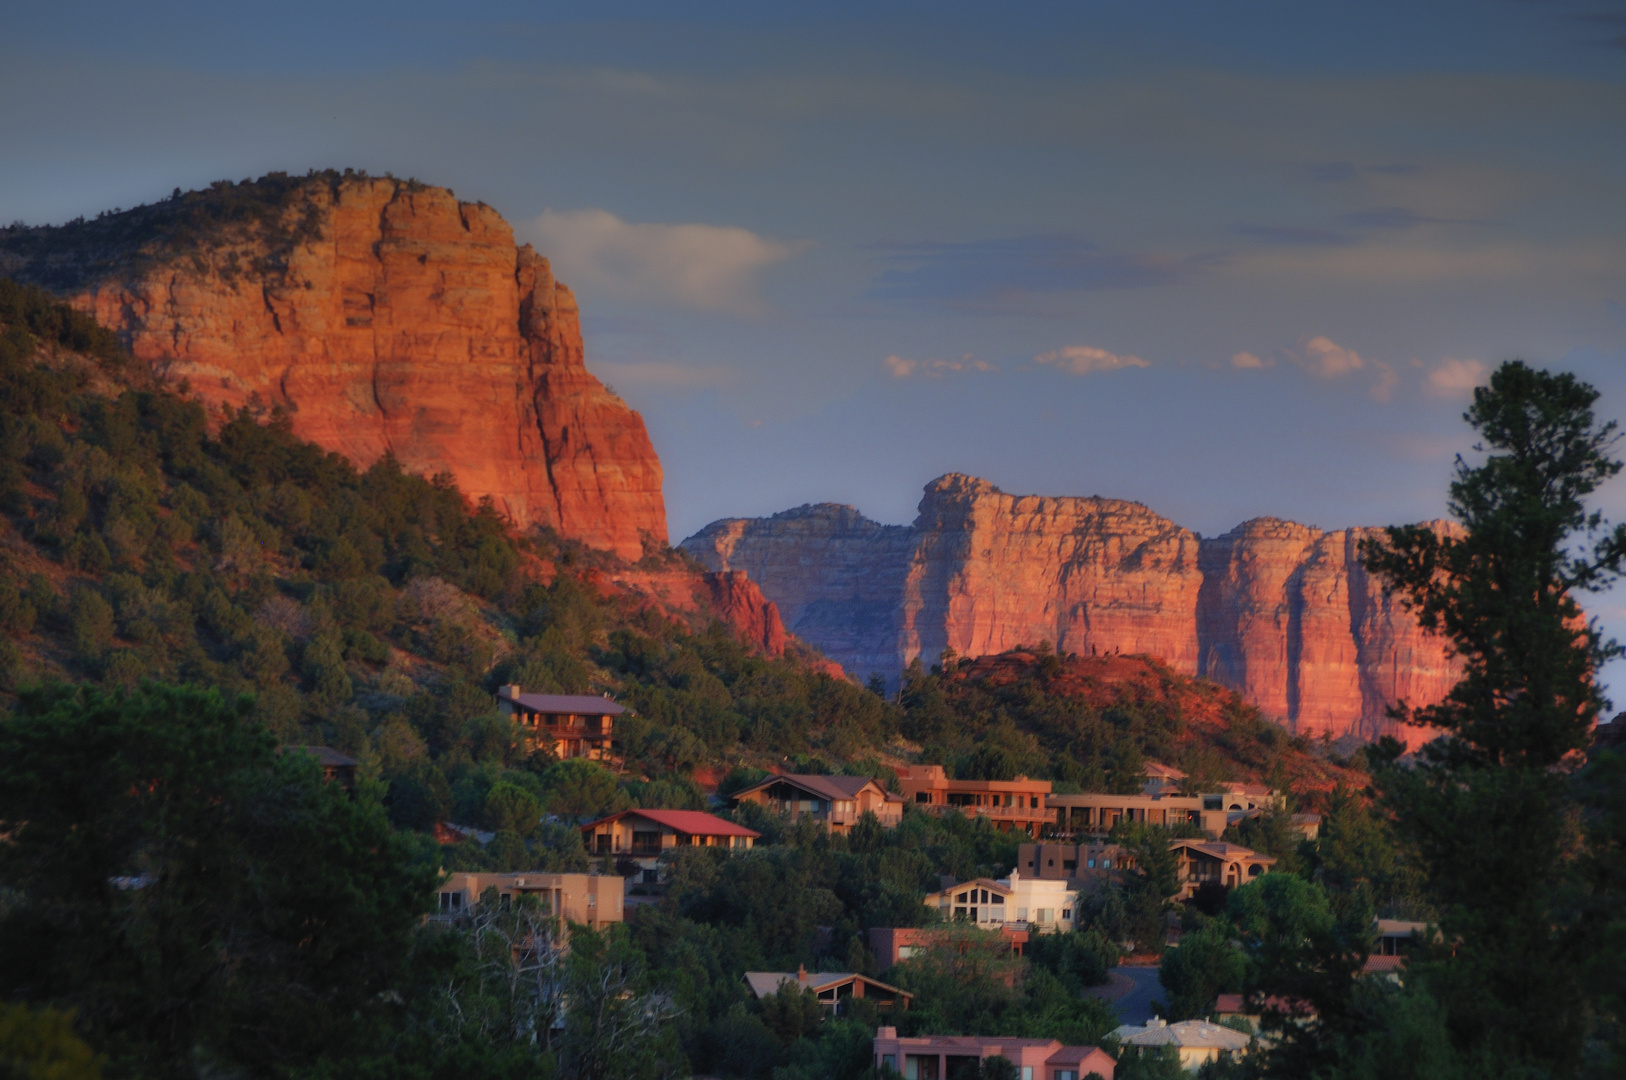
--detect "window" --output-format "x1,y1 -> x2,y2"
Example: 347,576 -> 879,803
882,1056 -> 896,1072
1087,858 -> 1096,868
1021,1068 -> 1033,1080
1055,1071 -> 1077,1080
1036,909 -> 1052,924
916,792 -> 932,803
1018,907 -> 1029,921
898,946 -> 920,960
1063,860 -> 1076,870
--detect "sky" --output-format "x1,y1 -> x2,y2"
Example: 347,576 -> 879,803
6,0 -> 1626,694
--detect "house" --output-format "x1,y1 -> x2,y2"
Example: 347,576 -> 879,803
1142,761 -> 1187,794
1019,841 -> 1138,887
872,1028 -> 1115,1080
894,765 -> 1051,835
433,871 -> 623,931
869,925 -> 1029,967
1361,919 -> 1433,980
1111,1018 -> 1250,1073
1214,993 -> 1316,1033
579,808 -> 759,884
922,869 -> 1077,933
1169,839 -> 1275,899
282,746 -> 357,791
496,686 -> 626,762
728,773 -> 903,831
745,967 -> 912,1014
1047,780 -> 1284,841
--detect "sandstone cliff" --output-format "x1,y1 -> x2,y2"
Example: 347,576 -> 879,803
682,474 -> 1459,745
0,173 -> 665,560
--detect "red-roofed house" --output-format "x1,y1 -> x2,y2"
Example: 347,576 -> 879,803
580,808 -> 759,884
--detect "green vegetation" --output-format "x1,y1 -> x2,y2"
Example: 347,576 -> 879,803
0,281 -> 1425,1078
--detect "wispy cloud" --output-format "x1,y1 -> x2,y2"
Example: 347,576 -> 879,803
1235,224 -> 1356,247
524,208 -> 804,314
1425,357 -> 1490,396
1033,345 -> 1150,375
867,233 -> 1191,312
884,353 -> 998,379
1289,335 -> 1367,378
1230,351 -> 1270,369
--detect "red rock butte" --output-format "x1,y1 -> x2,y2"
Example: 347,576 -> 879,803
0,175 -> 666,560
682,474 -> 1461,747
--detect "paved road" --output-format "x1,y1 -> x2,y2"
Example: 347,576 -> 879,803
1103,965 -> 1164,1026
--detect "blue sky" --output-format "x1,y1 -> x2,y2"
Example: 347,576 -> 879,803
7,0 -> 1626,695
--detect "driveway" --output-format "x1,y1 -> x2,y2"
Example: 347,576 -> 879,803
1087,965 -> 1165,1027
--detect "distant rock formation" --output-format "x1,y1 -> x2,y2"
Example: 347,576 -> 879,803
0,174 -> 666,560
682,474 -> 1458,744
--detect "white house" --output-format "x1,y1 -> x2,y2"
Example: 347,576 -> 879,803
921,869 -> 1077,933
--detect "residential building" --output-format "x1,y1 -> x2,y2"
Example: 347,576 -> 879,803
872,1028 -> 1115,1080
895,765 -> 1051,835
745,967 -> 912,1014
922,869 -> 1077,933
1020,841 -> 1138,884
282,746 -> 357,791
579,808 -> 759,884
1169,840 -> 1276,899
1048,780 -> 1283,840
496,686 -> 625,761
1362,919 -> 1434,980
729,773 -> 903,831
869,925 -> 1029,967
1111,1018 -> 1250,1073
433,871 -> 623,931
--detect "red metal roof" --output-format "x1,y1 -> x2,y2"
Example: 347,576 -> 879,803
498,690 -> 627,716
582,808 -> 760,838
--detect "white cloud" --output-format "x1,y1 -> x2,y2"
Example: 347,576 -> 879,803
1290,335 -> 1365,378
1033,345 -> 1150,375
1369,359 -> 1399,402
884,353 -> 997,379
1426,357 -> 1490,396
1230,351 -> 1268,369
524,208 -> 803,313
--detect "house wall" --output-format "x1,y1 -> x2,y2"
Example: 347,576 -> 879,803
435,871 -> 624,929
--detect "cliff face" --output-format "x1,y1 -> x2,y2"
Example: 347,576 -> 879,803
0,176 -> 665,560
682,474 -> 1459,745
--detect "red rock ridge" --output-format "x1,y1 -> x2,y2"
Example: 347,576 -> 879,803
682,475 -> 1461,747
23,177 -> 666,560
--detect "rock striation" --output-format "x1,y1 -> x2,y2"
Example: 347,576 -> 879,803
681,474 -> 1459,745
0,174 -> 665,560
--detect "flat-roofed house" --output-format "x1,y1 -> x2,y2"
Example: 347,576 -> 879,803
1170,839 -> 1275,898
1111,1018 -> 1251,1073
895,765 -> 1051,835
282,746 -> 358,791
579,809 -> 759,884
433,871 -> 623,931
496,686 -> 626,762
868,925 -> 1030,967
872,1027 -> 1116,1080
922,869 -> 1077,933
729,773 -> 904,831
745,967 -> 912,1015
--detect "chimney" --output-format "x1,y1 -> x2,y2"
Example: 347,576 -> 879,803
501,684 -> 520,699
877,1026 -> 897,1040
797,964 -> 807,984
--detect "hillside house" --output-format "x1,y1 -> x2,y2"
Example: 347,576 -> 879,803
281,746 -> 357,791
872,1028 -> 1115,1080
869,925 -> 1029,967
433,871 -> 624,931
1170,839 -> 1276,898
922,869 -> 1077,933
729,773 -> 904,831
895,765 -> 1051,835
1048,779 -> 1284,840
1111,1018 -> 1250,1073
496,686 -> 625,762
579,809 -> 759,884
745,967 -> 912,1015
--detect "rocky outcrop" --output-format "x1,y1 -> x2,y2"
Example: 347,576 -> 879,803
0,174 -> 665,560
682,474 -> 1459,745
703,570 -> 787,657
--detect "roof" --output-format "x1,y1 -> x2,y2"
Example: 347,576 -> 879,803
744,971 -> 911,1000
1143,761 -> 1187,779
282,746 -> 357,767
498,690 -> 627,716
1114,1020 -> 1251,1051
580,809 -> 760,838
1374,919 -> 1428,936
1362,955 -> 1406,973
731,773 -> 891,802
1171,839 -> 1276,863
928,877 -> 1015,899
1044,1045 -> 1115,1066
